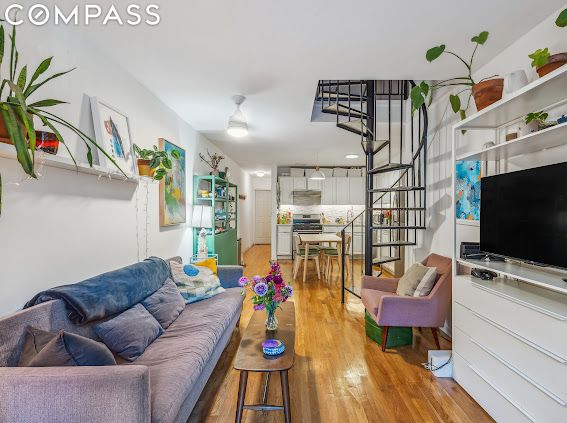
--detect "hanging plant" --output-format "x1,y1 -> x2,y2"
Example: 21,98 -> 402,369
411,31 -> 503,119
0,21 -> 124,216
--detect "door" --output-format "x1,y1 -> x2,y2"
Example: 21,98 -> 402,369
279,177 -> 293,205
254,190 -> 272,244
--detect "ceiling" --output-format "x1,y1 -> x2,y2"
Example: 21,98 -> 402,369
80,0 -> 565,173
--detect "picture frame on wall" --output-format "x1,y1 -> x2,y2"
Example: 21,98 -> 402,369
159,138 -> 186,226
455,160 -> 481,226
90,97 -> 136,175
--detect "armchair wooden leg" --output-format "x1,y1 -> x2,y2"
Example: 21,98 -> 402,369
381,326 -> 389,352
431,327 -> 441,349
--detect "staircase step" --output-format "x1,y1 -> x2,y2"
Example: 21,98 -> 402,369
322,103 -> 367,118
369,163 -> 412,174
369,186 -> 425,193
371,207 -> 425,211
337,119 -> 370,137
371,225 -> 426,230
372,256 -> 400,265
373,241 -> 417,248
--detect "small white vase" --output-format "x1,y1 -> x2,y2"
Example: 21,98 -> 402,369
504,70 -> 528,97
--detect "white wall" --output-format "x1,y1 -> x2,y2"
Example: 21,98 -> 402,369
0,23 -> 250,315
407,4 -> 567,267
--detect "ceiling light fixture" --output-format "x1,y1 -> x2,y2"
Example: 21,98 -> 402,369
345,154 -> 359,159
256,171 -> 265,177
310,152 -> 326,181
227,95 -> 248,138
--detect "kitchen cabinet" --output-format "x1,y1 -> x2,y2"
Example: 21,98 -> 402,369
276,226 -> 292,256
293,177 -> 307,190
352,228 -> 365,256
307,178 -> 322,191
335,177 -> 350,205
279,177 -> 293,205
321,177 -> 335,204
349,177 -> 365,205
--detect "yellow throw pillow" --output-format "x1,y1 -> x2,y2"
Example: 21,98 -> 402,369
193,258 -> 217,275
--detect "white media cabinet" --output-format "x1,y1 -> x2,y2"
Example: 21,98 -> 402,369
451,66 -> 567,422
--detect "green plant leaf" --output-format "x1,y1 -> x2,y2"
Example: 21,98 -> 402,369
556,8 -> 567,27
1,104 -> 34,177
171,149 -> 181,159
17,65 -> 26,89
449,94 -> 461,113
149,157 -> 160,168
426,45 -> 445,62
0,26 -> 5,66
163,157 -> 172,169
410,85 -> 425,113
419,81 -> 429,97
24,68 -> 75,98
28,99 -> 67,108
27,56 -> 52,88
86,144 -> 93,167
471,31 -> 489,45
528,48 -> 550,68
12,103 -> 36,165
9,24 -> 15,80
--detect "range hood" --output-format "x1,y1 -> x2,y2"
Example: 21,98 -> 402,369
292,190 -> 321,206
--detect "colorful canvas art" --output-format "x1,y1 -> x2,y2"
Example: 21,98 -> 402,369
90,97 -> 135,175
456,160 -> 481,222
159,138 -> 186,226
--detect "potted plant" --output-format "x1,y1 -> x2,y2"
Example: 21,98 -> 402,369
0,21 -> 124,216
528,9 -> 567,78
133,144 -> 180,180
199,149 -> 225,176
411,31 -> 503,118
525,111 -> 555,132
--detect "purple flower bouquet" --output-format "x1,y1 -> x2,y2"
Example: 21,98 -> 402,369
238,262 -> 293,330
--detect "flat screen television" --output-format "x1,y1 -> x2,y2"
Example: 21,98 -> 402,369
480,162 -> 567,270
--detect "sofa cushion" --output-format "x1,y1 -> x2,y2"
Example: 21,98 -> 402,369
395,263 -> 437,297
141,279 -> 185,329
133,288 -> 243,423
95,304 -> 164,361
170,260 -> 225,304
361,288 -> 396,316
29,331 -> 116,367
18,327 -> 57,366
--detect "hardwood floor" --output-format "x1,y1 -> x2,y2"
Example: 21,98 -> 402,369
188,245 -> 493,423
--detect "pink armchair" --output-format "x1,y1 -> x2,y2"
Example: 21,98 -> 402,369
361,253 -> 452,352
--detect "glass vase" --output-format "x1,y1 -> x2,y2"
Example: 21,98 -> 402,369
265,308 -> 278,331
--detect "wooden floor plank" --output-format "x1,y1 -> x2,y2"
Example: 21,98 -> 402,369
189,245 -> 493,423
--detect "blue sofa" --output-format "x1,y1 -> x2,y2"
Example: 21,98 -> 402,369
0,256 -> 244,423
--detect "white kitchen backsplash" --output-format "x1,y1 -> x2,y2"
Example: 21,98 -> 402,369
279,205 -> 365,223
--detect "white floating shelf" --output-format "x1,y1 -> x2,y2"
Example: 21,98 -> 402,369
455,65 -> 567,130
0,143 -> 140,183
456,122 -> 567,161
457,258 -> 567,296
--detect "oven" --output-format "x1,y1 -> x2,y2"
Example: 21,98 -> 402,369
291,214 -> 322,258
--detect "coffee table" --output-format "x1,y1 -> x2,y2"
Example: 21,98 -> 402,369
234,302 -> 295,423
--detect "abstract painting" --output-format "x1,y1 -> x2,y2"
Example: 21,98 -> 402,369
90,97 -> 135,175
159,138 -> 186,226
456,160 -> 481,224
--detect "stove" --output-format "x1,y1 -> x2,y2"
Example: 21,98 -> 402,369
292,214 -> 322,234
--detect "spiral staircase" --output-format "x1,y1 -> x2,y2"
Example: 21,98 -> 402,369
315,80 -> 428,300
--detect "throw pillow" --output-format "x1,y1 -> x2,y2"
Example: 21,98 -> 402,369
95,303 -> 164,361
141,279 -> 185,329
19,327 -> 116,367
29,331 -> 116,367
170,260 -> 225,304
396,263 -> 438,297
183,264 -> 200,277
192,257 -> 218,275
18,326 -> 57,366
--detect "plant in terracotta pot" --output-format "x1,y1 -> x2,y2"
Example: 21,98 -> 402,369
0,21 -> 124,216
411,31 -> 503,119
525,111 -> 555,132
528,9 -> 567,78
133,144 -> 180,180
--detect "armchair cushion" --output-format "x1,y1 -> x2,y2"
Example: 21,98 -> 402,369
395,263 -> 437,297
361,289 -> 396,317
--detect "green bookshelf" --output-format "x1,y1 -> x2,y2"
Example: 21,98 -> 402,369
193,175 -> 238,265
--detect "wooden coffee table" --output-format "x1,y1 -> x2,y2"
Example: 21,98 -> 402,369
234,302 -> 295,423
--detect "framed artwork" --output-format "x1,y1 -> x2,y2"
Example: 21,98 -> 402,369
159,138 -> 186,226
90,97 -> 135,175
456,160 -> 481,225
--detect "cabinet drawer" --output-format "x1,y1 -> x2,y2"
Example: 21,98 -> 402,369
453,352 -> 531,423
453,276 -> 567,361
454,302 -> 567,403
454,327 -> 567,422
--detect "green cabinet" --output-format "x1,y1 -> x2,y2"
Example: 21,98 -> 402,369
193,175 -> 238,265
